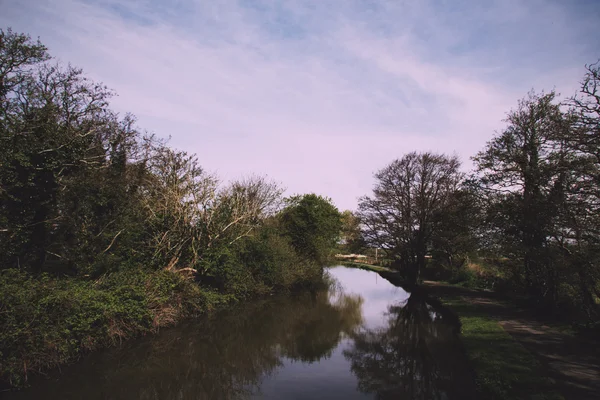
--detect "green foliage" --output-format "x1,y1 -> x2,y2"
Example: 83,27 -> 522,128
473,87 -> 600,319
339,210 -> 365,253
449,267 -> 478,287
0,27 -> 141,273
238,227 -> 316,289
0,268 -> 234,387
0,28 -> 50,98
197,222 -> 326,299
279,194 -> 342,264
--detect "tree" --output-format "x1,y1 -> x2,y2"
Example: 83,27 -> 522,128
430,182 -> 484,270
0,28 -> 49,104
141,142 -> 283,276
0,29 -> 120,272
570,60 -> 600,159
340,210 -> 365,253
555,61 -> 600,317
279,194 -> 342,264
473,91 -> 572,304
357,152 -> 462,284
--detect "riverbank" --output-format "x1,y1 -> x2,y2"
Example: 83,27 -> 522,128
423,281 -> 600,400
436,290 -> 562,399
0,269 -> 219,389
0,267 -> 324,389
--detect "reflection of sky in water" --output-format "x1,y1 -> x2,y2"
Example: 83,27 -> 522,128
328,266 -> 409,328
253,266 -> 410,399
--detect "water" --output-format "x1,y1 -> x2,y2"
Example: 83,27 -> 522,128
5,266 -> 475,400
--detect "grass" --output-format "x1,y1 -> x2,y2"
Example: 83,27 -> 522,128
442,296 -> 564,400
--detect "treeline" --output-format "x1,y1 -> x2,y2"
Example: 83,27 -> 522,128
0,29 -> 342,387
354,62 -> 600,324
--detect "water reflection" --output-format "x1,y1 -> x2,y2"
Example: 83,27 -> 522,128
344,292 -> 476,400
9,284 -> 363,400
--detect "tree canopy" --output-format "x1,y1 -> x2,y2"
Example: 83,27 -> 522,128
279,194 -> 342,264
357,152 -> 462,284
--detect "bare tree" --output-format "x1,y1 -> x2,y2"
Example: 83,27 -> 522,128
358,152 -> 462,284
198,175 -> 284,253
140,145 -> 284,275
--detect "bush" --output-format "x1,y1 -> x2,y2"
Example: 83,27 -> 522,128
241,228 -> 322,288
0,268 -> 223,387
449,267 -> 478,287
279,194 -> 342,264
197,226 -> 325,299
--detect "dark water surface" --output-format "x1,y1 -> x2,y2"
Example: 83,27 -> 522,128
6,267 -> 475,400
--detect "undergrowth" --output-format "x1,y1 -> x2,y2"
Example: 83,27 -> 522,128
0,268 -> 232,388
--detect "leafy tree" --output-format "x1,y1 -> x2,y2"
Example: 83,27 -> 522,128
279,194 -> 342,264
555,62 -> 600,317
473,91 -> 573,305
0,28 -> 49,102
430,182 -> 484,270
357,152 -> 462,284
0,29 -> 122,272
340,210 -> 365,253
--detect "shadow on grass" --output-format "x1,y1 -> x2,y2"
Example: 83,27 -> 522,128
425,282 -> 600,400
443,297 -> 563,400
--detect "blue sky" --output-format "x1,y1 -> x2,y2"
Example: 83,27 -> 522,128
1,0 -> 598,210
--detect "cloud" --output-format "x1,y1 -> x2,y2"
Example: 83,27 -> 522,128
1,0 -> 598,209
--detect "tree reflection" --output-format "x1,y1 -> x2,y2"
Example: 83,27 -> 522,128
344,292 -> 475,400
280,286 -> 364,363
13,284 -> 363,400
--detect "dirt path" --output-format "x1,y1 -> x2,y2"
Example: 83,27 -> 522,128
423,281 -> 600,400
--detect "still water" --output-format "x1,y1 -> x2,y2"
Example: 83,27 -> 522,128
7,266 -> 475,400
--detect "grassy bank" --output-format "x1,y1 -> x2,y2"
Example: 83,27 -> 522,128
0,266 -> 324,389
441,295 -> 563,400
0,269 -> 223,388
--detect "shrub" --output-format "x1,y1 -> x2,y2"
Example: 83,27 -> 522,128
449,267 -> 478,288
0,268 -> 220,387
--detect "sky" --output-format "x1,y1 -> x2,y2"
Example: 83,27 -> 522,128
1,0 -> 599,210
